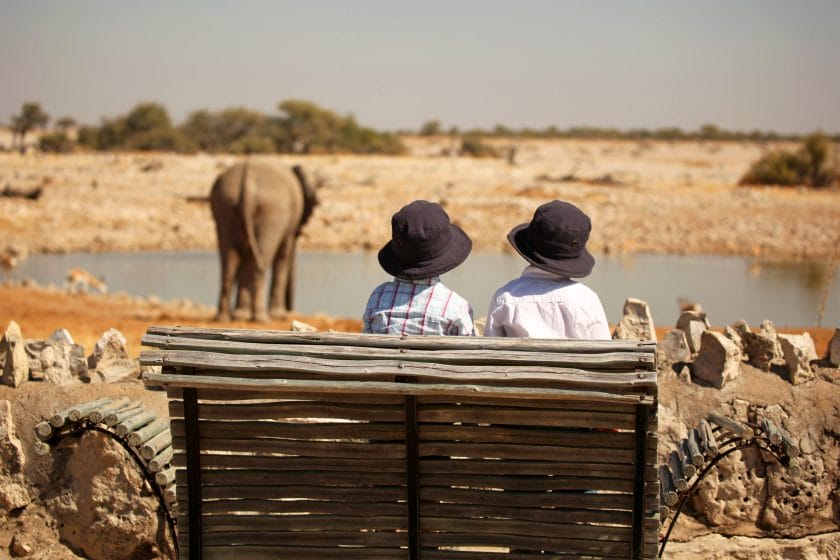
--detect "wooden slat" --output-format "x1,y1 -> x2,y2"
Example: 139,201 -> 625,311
418,404 -> 635,429
420,474 -> 635,493
176,469 -> 404,487
168,400 -> 405,422
184,498 -> 407,516
420,486 -> 633,510
202,544 -> 404,559
144,372 -> 655,405
419,424 -> 634,447
140,337 -> 654,370
422,517 -> 631,543
419,502 -> 632,526
419,458 -> 638,479
183,454 -> 405,472
142,348 -> 657,388
170,418 -> 404,440
143,325 -> 657,354
200,514 -> 407,532
418,442 -> 635,462
188,484 -> 407,502
172,436 -> 405,458
421,532 -> 631,556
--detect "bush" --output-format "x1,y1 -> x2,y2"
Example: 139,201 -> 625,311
740,132 -> 838,188
128,129 -> 196,153
39,132 -> 74,153
460,135 -> 499,158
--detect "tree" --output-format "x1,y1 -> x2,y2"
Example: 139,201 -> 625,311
56,116 -> 77,132
277,99 -> 343,153
420,119 -> 442,136
124,102 -> 172,135
11,102 -> 49,147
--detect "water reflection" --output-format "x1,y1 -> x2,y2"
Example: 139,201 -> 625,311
8,251 -> 839,327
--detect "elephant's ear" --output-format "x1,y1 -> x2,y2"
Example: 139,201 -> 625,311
293,164 -> 319,228
240,163 -> 268,270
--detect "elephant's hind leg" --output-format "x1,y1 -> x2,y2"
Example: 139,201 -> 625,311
216,244 -> 240,322
269,237 -> 296,318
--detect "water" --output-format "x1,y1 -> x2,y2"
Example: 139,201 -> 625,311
8,251 -> 839,327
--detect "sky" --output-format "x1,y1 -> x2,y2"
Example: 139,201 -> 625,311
2,0 -> 839,134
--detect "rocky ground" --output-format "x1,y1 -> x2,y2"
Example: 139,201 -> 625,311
1,136 -> 838,260
1,137 -> 839,558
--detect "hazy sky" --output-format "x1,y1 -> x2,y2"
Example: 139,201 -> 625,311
3,0 -> 839,133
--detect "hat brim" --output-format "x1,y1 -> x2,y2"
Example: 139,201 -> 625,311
378,224 -> 472,280
507,223 -> 595,278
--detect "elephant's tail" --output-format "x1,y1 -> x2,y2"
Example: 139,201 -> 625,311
239,162 -> 267,271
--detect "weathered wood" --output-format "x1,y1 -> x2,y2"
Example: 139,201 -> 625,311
145,372 -> 655,405
140,429 -> 172,460
686,428 -> 705,466
126,419 -> 168,446
33,441 -> 50,456
699,418 -> 718,455
185,454 -> 405,473
34,421 -> 52,441
676,443 -> 697,479
761,418 -> 783,445
68,397 -> 113,422
777,425 -> 800,458
708,412 -> 754,439
172,436 -> 406,459
88,397 -> 132,424
170,418 -> 404,441
148,445 -> 174,472
186,484 -> 407,502
154,466 -> 176,486
668,450 -> 688,491
140,337 -> 654,371
104,402 -> 145,427
114,411 -> 155,437
658,465 -> 678,506
144,325 -> 656,354
168,400 -> 405,423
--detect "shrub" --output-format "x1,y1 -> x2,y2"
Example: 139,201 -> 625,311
460,135 -> 499,158
39,132 -> 74,153
128,129 -> 196,153
740,132 -> 838,188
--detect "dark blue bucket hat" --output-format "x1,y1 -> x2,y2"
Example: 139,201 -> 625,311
507,200 -> 595,278
378,200 -> 472,280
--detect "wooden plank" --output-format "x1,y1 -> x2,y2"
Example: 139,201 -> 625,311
168,401 -> 405,422
417,405 -> 635,429
420,486 -> 633,510
419,502 -> 631,526
418,424 -> 634,447
418,442 -> 635,463
144,373 -> 656,405
421,517 -> 631,543
421,532 -> 630,556
202,544 -> 404,559
140,337 -> 654,370
420,474 -> 634,493
176,469 -> 405,487
185,454 -> 405,473
184,498 -> 407,516
420,458 -> 639,479
172,436 -> 406,459
200,514 -> 407,532
142,348 -> 657,388
143,325 -> 657,354
188,484 -> 407,502
170,419 -> 405,441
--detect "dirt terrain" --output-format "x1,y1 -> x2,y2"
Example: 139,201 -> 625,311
1,137 -> 839,559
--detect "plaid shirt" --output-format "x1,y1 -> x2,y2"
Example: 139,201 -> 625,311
363,277 -> 475,336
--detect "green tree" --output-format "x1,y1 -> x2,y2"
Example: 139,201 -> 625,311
277,99 -> 344,153
11,102 -> 50,147
124,102 -> 172,135
420,119 -> 442,136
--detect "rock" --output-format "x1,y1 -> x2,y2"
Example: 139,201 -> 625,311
291,320 -> 317,332
10,534 -> 33,557
676,364 -> 692,383
657,329 -> 691,365
676,310 -> 710,354
1,321 -> 29,387
723,320 -> 749,358
25,336 -> 86,386
742,330 -> 777,371
778,333 -> 818,385
0,400 -> 30,512
48,328 -> 75,346
87,328 -> 138,382
826,328 -> 840,367
612,297 -> 656,342
759,319 -> 783,359
693,331 -> 741,389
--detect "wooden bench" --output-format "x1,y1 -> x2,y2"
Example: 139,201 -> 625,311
140,326 -> 659,559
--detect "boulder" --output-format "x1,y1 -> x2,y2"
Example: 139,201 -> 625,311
723,320 -> 750,358
87,328 -> 137,383
613,298 -> 656,342
676,310 -> 710,354
693,331 -> 741,389
657,329 -> 691,365
742,330 -> 778,371
759,319 -> 783,359
25,334 -> 86,386
0,400 -> 30,512
1,321 -> 29,387
291,320 -> 317,333
778,333 -> 818,385
826,328 -> 840,367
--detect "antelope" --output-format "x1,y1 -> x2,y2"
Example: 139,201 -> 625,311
66,268 -> 107,294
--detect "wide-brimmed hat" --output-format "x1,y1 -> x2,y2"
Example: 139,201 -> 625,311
507,200 -> 595,278
378,200 -> 472,280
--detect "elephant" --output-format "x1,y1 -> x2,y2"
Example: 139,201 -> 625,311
209,161 -> 318,322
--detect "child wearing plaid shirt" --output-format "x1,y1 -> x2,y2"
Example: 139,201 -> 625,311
363,200 -> 475,336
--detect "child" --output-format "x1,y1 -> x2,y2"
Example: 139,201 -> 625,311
484,200 -> 610,339
363,200 -> 475,336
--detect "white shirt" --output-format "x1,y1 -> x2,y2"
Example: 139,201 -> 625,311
484,266 -> 611,339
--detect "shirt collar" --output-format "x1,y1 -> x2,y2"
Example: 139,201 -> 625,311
393,276 -> 440,285
521,265 -> 571,281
